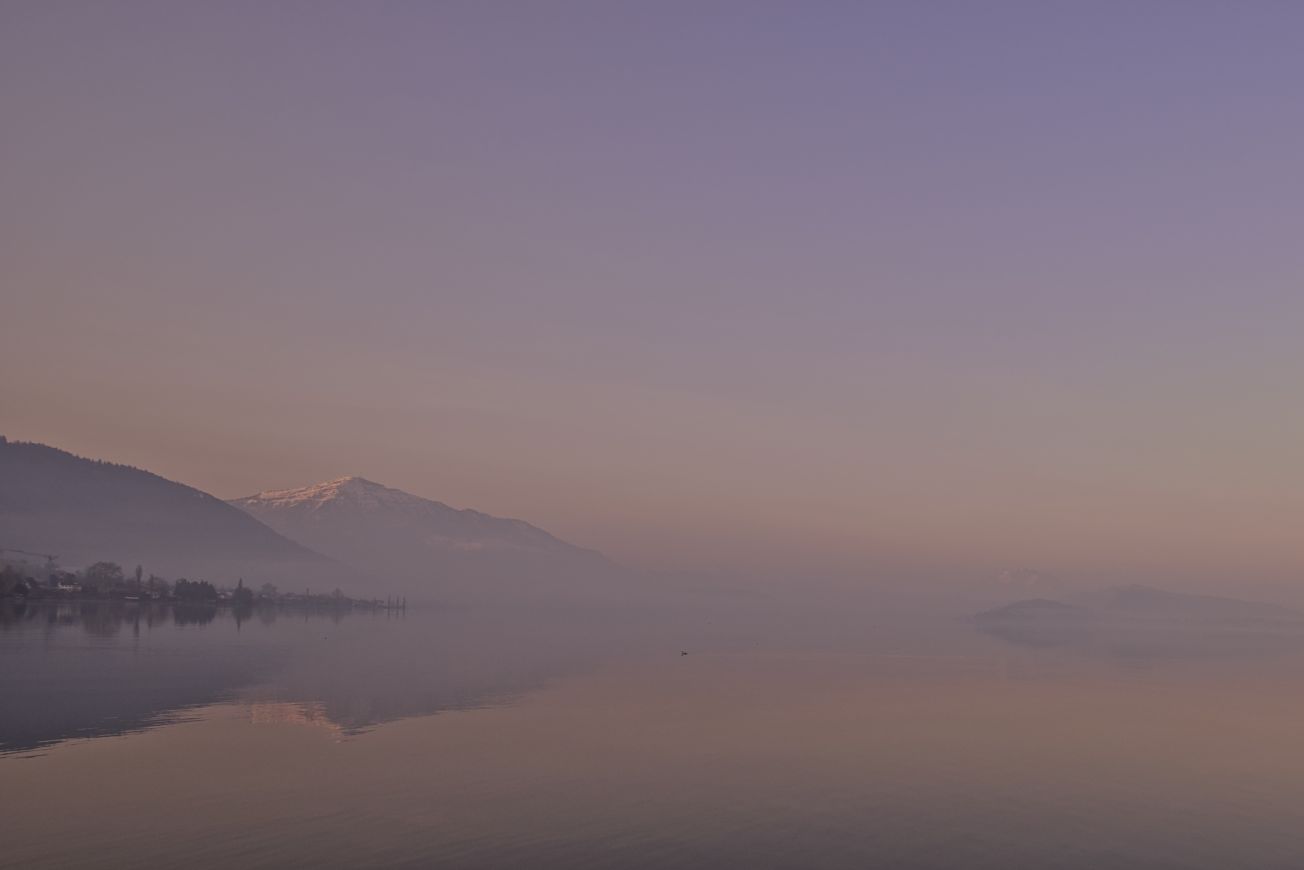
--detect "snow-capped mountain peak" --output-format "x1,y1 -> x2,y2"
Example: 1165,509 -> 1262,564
230,476 -> 606,568
237,476 -> 425,512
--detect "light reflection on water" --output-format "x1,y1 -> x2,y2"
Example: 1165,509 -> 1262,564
6,599 -> 1304,868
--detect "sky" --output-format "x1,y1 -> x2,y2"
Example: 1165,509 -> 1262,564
4,2 -> 1304,587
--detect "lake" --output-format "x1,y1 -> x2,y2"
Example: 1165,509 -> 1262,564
6,597 -> 1304,868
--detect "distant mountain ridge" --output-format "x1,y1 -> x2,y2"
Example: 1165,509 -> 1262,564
0,437 -> 332,583
234,476 -> 582,554
230,476 -> 609,597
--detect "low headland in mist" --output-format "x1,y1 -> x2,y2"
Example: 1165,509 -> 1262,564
976,584 -> 1304,629
973,584 -> 1304,658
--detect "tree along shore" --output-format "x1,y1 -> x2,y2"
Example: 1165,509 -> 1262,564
0,558 -> 406,612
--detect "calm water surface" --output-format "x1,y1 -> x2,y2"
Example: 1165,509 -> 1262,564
5,598 -> 1304,868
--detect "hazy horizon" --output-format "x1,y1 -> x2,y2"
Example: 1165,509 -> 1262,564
6,2 -> 1304,591
11,6 -> 1304,868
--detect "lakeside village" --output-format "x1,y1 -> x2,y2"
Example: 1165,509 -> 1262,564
0,549 -> 406,613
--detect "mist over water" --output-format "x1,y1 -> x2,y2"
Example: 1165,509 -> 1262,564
9,2 -> 1304,866
7,586 -> 1304,869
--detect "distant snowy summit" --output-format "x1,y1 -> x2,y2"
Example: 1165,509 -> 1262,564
238,476 -> 445,514
233,476 -> 585,552
230,476 -> 608,588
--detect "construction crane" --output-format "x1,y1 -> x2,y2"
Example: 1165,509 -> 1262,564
0,546 -> 58,565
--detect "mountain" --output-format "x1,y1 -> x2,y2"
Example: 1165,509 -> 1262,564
230,476 -> 610,599
0,437 -> 335,584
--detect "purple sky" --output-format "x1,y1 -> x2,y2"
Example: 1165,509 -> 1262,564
4,2 -> 1304,584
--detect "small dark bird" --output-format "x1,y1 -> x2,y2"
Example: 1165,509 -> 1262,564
680,650 -> 688,656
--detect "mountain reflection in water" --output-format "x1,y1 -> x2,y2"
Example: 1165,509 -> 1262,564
12,597 -> 1304,869
0,599 -> 666,756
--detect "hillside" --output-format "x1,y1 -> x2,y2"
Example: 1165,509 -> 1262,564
0,437 -> 334,584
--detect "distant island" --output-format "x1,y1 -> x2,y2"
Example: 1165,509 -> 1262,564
973,585 -> 1304,655
975,584 -> 1304,630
